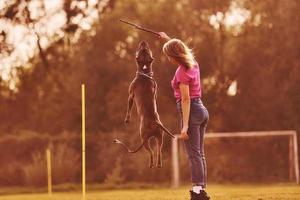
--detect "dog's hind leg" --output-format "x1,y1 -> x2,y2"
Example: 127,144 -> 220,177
144,139 -> 154,168
155,133 -> 163,168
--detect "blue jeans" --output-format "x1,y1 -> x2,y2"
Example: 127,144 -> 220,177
176,97 -> 209,187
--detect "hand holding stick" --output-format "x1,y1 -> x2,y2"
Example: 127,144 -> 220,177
158,32 -> 171,41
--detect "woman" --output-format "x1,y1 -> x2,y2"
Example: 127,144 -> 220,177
159,32 -> 210,200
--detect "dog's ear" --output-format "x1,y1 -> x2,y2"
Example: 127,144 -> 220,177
149,54 -> 154,62
135,52 -> 139,59
149,51 -> 154,62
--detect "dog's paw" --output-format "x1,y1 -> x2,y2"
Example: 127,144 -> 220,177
124,117 -> 130,124
156,164 -> 163,168
114,139 -> 121,144
149,163 -> 155,168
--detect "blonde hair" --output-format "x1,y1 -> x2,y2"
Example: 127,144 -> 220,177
163,39 -> 195,69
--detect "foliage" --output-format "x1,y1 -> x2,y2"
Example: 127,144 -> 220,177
0,131 -> 292,186
105,157 -> 125,185
0,0 -> 299,186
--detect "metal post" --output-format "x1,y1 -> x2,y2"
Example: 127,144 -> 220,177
172,137 -> 179,188
289,135 -> 294,182
81,84 -> 86,200
46,148 -> 52,196
293,132 -> 299,184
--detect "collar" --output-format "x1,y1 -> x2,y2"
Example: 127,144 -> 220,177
136,71 -> 154,80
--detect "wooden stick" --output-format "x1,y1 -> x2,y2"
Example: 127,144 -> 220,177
120,19 -> 160,36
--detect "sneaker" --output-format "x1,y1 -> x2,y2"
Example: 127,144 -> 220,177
190,190 -> 201,200
189,190 -> 210,200
200,190 -> 210,200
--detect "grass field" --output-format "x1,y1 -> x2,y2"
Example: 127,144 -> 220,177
0,184 -> 299,200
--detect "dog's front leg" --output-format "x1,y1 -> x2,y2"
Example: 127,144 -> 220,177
125,81 -> 135,124
124,93 -> 134,124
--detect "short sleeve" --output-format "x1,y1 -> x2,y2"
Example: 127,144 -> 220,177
176,67 -> 191,85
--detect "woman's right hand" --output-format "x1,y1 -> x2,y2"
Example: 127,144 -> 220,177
177,132 -> 189,140
177,126 -> 189,140
158,32 -> 171,41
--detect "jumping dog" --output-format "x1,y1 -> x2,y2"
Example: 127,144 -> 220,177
114,41 -> 175,168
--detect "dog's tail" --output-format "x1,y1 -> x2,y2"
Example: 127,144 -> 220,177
156,122 -> 176,139
114,139 -> 145,153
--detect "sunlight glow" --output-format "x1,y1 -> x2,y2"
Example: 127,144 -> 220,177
209,1 -> 251,35
0,0 -> 108,84
227,80 -> 237,96
203,76 -> 217,91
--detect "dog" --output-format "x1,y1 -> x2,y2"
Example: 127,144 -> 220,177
114,41 -> 175,168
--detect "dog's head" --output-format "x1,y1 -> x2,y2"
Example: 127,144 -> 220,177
135,41 -> 154,73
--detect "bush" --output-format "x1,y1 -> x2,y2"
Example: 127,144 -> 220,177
51,144 -> 80,184
23,152 -> 47,186
105,157 -> 125,185
0,162 -> 25,186
0,130 -> 293,187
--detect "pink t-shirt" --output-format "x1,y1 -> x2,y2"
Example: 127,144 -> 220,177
171,62 -> 202,101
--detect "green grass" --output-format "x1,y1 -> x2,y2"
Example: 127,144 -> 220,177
0,184 -> 299,200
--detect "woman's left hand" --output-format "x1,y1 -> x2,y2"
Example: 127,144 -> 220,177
178,126 -> 189,140
158,32 -> 171,41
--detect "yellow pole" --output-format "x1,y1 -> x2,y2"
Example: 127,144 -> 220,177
46,148 -> 52,196
81,84 -> 86,200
